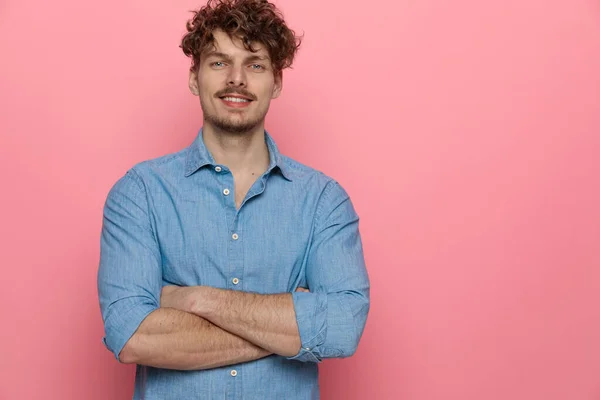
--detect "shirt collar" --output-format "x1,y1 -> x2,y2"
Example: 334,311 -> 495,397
184,128 -> 293,181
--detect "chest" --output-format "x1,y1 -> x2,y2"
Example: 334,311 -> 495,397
233,173 -> 257,209
149,179 -> 316,294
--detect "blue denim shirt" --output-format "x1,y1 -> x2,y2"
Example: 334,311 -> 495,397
97,129 -> 370,400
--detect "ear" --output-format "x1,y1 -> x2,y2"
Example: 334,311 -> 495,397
271,71 -> 283,99
188,69 -> 200,96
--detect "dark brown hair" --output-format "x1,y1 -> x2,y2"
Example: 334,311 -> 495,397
180,0 -> 302,75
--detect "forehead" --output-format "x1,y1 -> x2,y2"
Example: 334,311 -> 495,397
206,29 -> 269,58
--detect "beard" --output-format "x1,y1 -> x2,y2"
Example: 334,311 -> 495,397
200,89 -> 266,135
203,109 -> 264,134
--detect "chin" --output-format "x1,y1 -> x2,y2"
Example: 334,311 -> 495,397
208,118 -> 262,134
203,109 -> 265,134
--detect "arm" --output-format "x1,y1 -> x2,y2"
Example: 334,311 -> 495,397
162,181 -> 370,363
97,169 -> 269,370
120,307 -> 270,370
287,180 -> 370,362
161,286 -> 303,357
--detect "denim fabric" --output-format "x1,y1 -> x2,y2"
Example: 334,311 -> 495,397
97,129 -> 370,399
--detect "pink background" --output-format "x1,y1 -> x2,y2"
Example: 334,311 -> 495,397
1,0 -> 600,399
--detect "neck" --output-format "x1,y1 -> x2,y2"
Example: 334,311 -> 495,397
202,123 -> 270,176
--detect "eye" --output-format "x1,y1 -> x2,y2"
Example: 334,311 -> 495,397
211,61 -> 226,68
250,64 -> 265,70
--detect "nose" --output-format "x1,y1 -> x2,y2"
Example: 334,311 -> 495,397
227,64 -> 246,87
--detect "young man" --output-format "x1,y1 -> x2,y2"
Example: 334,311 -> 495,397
97,0 -> 370,398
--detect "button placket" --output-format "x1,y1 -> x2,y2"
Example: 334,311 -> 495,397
221,169 -> 241,294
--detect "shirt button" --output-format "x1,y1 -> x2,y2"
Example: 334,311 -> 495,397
232,278 -> 240,285
232,233 -> 239,240
230,370 -> 237,377
215,166 -> 222,172
223,188 -> 230,196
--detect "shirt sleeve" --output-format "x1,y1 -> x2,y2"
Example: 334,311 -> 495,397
97,169 -> 162,361
288,180 -> 370,362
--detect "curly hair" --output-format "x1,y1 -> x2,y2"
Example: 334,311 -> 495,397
180,0 -> 302,75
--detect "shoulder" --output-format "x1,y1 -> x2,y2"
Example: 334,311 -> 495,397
107,145 -> 190,198
130,147 -> 189,181
279,154 -> 351,204
280,155 -> 336,186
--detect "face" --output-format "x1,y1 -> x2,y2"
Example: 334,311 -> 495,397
189,29 -> 282,134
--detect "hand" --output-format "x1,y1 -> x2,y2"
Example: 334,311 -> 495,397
295,287 -> 310,293
160,285 -> 196,312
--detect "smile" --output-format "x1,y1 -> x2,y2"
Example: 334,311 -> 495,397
220,95 -> 253,109
222,97 -> 250,103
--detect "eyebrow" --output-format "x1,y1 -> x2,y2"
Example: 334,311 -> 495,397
204,51 -> 270,63
245,54 -> 270,63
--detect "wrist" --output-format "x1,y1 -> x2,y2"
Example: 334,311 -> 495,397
189,286 -> 219,318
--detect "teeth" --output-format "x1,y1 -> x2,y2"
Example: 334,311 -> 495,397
223,97 -> 249,103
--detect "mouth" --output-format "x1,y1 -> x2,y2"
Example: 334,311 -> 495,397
219,94 -> 253,108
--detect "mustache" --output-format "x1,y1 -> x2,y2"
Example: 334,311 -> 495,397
214,88 -> 256,101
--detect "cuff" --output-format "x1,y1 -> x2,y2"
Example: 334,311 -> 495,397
102,299 -> 158,362
287,291 -> 328,362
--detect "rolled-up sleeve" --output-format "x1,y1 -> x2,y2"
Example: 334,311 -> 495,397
97,169 -> 162,361
289,180 -> 370,362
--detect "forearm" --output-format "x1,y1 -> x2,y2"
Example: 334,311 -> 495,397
189,288 -> 302,357
120,307 -> 271,370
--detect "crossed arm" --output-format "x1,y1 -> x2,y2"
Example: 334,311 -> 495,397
98,172 -> 369,371
119,286 -> 309,370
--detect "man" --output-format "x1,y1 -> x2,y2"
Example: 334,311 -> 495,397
97,0 -> 370,398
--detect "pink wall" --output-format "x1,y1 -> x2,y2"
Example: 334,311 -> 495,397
1,0 -> 599,399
